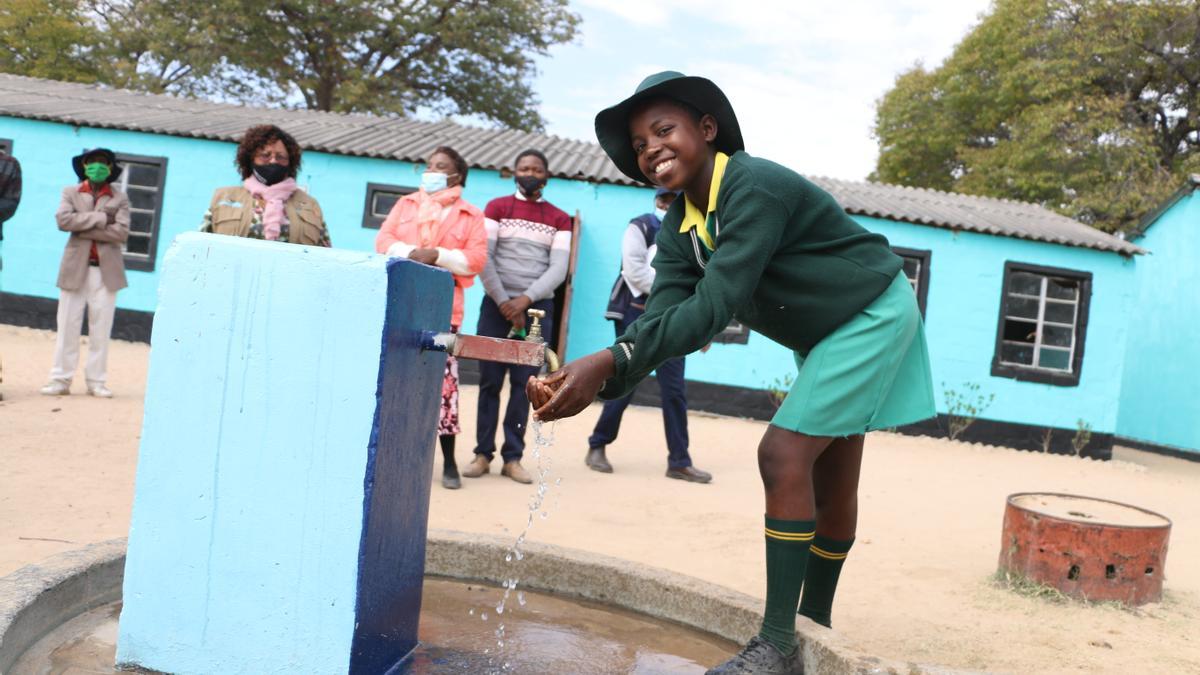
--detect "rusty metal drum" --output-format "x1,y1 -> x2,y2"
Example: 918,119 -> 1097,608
998,492 -> 1171,605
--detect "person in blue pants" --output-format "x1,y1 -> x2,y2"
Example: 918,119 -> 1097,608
586,188 -> 712,483
466,149 -> 573,484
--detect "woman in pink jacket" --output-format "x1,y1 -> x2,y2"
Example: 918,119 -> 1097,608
376,146 -> 488,490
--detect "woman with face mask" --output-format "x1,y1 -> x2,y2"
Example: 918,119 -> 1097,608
375,146 -> 488,490
41,148 -> 129,398
468,148 -> 573,486
201,125 -> 331,247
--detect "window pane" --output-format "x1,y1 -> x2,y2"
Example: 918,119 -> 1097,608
1043,324 -> 1074,348
1046,277 -> 1079,301
1043,300 -> 1076,324
1006,296 -> 1039,320
901,257 -> 920,282
125,163 -> 161,188
1038,347 -> 1071,370
1001,342 -> 1034,365
130,211 -> 154,233
128,187 -> 156,211
1007,271 -> 1042,296
1002,319 -> 1038,343
125,234 -> 150,255
373,191 -> 400,218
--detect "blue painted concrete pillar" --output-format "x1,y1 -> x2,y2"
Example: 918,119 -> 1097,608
116,233 -> 452,674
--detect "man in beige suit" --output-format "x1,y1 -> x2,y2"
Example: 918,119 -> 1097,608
41,148 -> 129,398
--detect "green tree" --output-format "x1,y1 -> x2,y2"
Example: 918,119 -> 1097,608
85,1 -> 236,99
215,0 -> 580,130
0,0 -> 99,83
0,0 -> 580,131
872,0 -> 1200,233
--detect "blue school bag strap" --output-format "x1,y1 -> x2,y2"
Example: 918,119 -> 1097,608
604,213 -> 661,321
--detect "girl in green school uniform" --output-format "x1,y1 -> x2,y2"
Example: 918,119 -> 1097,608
528,71 -> 936,674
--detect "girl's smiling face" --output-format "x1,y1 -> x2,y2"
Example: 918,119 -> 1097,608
629,98 -> 718,193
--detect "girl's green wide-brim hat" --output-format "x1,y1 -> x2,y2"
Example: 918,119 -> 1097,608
594,71 -> 744,185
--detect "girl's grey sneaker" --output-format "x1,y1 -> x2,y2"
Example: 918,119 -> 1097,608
706,636 -> 802,674
442,469 -> 462,490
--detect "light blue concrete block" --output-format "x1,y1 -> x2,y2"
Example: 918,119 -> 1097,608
117,232 -> 451,673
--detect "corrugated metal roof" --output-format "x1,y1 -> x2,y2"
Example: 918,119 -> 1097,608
0,73 -> 1140,255
0,73 -> 631,185
809,176 -> 1141,255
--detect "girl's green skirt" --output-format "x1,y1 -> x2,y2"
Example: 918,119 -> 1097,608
772,272 -> 936,436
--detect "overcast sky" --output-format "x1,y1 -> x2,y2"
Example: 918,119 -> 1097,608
531,1 -> 994,181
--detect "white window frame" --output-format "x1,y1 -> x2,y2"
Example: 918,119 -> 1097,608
992,261 -> 1091,387
999,277 -> 1079,372
113,153 -> 167,272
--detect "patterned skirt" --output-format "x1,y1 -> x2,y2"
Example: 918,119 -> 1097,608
438,354 -> 461,436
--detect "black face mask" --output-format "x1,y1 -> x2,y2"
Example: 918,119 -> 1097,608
515,175 -> 547,196
253,163 -> 289,186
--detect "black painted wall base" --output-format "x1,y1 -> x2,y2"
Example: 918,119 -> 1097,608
0,291 -> 154,343
1113,435 -> 1200,463
895,414 -> 1113,460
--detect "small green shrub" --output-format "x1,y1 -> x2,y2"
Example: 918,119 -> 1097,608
943,381 -> 995,441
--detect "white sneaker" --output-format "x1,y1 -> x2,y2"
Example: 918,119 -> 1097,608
40,380 -> 70,396
87,384 -> 113,398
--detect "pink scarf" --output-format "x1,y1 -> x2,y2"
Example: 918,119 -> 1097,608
243,176 -> 298,241
414,185 -> 463,247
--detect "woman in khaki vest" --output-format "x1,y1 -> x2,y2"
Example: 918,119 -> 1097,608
201,125 -> 331,247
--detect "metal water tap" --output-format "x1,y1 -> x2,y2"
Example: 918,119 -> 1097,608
419,308 -> 559,372
523,308 -> 560,373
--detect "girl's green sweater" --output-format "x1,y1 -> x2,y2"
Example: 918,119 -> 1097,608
603,151 -> 902,399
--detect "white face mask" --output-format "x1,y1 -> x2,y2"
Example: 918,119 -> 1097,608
421,171 -> 449,193
654,208 -> 667,220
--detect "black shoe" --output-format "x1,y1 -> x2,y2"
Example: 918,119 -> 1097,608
666,465 -> 712,483
441,467 -> 462,490
706,636 -> 801,674
585,446 -> 613,473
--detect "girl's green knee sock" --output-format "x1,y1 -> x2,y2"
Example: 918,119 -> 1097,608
757,516 -> 814,654
798,535 -> 854,628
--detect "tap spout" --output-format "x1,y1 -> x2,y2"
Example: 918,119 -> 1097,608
418,308 -> 560,371
420,331 -> 549,368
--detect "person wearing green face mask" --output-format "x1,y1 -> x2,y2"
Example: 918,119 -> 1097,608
41,148 -> 130,398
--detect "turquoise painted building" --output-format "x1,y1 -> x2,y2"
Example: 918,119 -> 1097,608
1115,179 -> 1200,457
0,74 -> 1190,458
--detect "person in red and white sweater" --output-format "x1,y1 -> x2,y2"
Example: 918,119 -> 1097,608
465,149 -> 572,484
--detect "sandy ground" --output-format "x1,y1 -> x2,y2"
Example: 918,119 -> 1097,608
1,323 -> 1198,674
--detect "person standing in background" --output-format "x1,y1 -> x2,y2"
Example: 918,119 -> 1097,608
201,125 -> 331,247
466,149 -> 572,484
586,187 -> 712,483
41,148 -> 129,398
0,147 -> 21,243
0,148 -> 22,401
375,146 -> 488,490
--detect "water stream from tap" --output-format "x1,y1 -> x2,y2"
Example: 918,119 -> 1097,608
476,419 -> 559,673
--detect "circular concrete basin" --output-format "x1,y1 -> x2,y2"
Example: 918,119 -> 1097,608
1,531 -> 972,674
